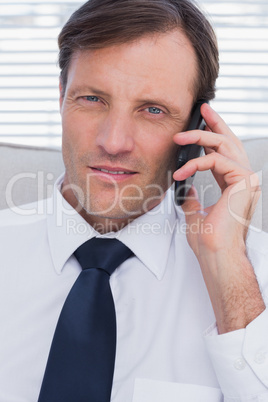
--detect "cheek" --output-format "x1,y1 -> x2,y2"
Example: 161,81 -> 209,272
167,142 -> 179,169
135,119 -> 180,174
61,110 -> 97,158
61,117 -> 85,173
146,138 -> 178,175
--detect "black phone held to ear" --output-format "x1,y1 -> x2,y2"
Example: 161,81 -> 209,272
174,100 -> 208,206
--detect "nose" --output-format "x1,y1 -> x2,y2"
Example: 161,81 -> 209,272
96,111 -> 135,155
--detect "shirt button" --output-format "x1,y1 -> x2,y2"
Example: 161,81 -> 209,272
254,352 -> 266,364
234,357 -> 246,370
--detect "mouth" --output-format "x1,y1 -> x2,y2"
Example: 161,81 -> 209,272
93,168 -> 134,175
89,165 -> 137,182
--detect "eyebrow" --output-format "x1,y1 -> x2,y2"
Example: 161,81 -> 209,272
69,86 -> 110,99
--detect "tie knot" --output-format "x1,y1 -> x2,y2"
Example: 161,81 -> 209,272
74,237 -> 134,275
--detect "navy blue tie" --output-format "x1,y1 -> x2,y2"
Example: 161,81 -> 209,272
37,237 -> 133,402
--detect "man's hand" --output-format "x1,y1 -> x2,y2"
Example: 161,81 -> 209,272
173,103 -> 265,334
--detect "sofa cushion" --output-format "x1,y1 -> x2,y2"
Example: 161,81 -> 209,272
0,143 -> 64,210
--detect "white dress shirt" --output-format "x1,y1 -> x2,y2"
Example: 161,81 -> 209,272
1,174 -> 268,402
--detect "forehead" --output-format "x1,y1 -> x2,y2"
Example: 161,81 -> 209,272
65,30 -> 197,111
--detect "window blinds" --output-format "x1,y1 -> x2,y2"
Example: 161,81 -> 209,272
0,0 -> 267,147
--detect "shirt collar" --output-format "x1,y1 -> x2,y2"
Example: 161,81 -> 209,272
114,192 -> 179,280
47,174 -> 181,280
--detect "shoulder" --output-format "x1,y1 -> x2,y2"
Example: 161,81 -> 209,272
0,200 -> 49,243
0,201 -> 51,269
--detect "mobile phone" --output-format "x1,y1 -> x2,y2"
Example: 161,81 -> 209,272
174,100 -> 208,206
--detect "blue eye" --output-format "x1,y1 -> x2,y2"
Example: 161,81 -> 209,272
148,107 -> 162,114
85,96 -> 99,102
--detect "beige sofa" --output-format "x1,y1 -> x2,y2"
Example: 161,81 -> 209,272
0,139 -> 267,232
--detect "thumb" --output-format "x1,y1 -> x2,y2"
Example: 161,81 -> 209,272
181,186 -> 202,216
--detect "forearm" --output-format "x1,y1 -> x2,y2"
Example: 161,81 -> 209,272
175,104 -> 265,331
197,247 -> 266,334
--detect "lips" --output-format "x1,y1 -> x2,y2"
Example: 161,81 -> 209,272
94,168 -> 133,175
91,166 -> 136,175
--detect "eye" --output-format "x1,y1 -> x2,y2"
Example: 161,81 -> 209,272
84,96 -> 100,102
146,107 -> 163,115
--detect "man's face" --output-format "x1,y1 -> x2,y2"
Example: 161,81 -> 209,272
60,30 -> 197,224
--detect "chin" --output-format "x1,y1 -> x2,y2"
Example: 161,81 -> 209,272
80,202 -> 140,221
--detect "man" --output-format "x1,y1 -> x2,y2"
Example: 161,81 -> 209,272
1,0 -> 268,401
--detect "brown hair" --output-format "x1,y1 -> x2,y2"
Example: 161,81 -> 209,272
58,0 -> 219,102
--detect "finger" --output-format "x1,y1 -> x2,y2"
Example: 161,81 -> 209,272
201,103 -> 243,148
173,152 -> 252,188
174,129 -> 233,152
204,126 -> 212,133
204,146 -> 216,155
180,186 -> 201,215
173,128 -> 250,168
181,187 -> 212,231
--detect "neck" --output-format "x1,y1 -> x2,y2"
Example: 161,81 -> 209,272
79,211 -> 138,234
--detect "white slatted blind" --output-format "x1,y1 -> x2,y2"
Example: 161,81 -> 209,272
0,0 -> 267,147
201,0 -> 268,139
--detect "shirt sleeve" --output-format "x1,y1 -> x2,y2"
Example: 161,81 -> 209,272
204,308 -> 268,402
